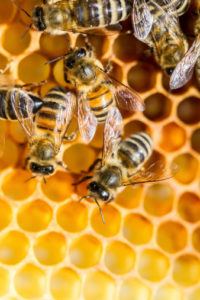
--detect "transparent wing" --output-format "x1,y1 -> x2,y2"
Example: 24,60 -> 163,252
0,74 -> 15,88
78,96 -> 97,143
10,88 -> 35,138
102,107 -> 123,164
132,0 -> 153,40
170,35 -> 200,89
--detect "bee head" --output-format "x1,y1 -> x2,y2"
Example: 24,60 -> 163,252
64,48 -> 87,69
87,181 -> 110,202
32,6 -> 46,31
29,162 -> 54,176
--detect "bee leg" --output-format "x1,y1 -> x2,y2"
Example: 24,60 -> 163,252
15,80 -> 47,90
64,72 -> 71,84
57,161 -> 69,171
84,37 -> 93,57
63,131 -> 77,141
72,175 -> 93,186
24,157 -> 30,169
105,61 -> 113,73
82,158 -> 102,174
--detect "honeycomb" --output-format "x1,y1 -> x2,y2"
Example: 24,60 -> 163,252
0,0 -> 199,299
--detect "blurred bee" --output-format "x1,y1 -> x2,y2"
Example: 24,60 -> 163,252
132,0 -> 189,75
57,45 -> 144,143
170,2 -> 200,89
73,107 -> 173,223
12,86 -> 76,179
12,0 -> 132,35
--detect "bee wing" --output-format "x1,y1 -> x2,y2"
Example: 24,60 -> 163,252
102,106 -> 123,164
0,74 -> 15,88
170,36 -> 200,89
78,96 -> 97,143
10,88 -> 36,138
132,0 -> 153,40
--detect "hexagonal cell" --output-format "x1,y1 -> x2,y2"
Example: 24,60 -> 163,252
0,230 -> 29,265
18,53 -> 50,83
143,93 -> 172,121
83,270 -> 115,300
18,0 -> 41,25
128,62 -> 156,93
2,23 -> 31,55
123,213 -> 153,245
34,231 -> 67,265
0,53 -> 8,71
177,97 -> 200,124
160,122 -> 186,152
124,120 -> 149,138
0,267 -> 10,297
115,185 -> 143,209
156,221 -> 187,253
69,234 -> 102,268
0,0 -> 16,24
17,200 -> 53,232
14,263 -> 46,299
0,199 -> 12,230
192,227 -> 200,253
153,284 -> 183,300
57,201 -> 88,233
113,34 -> 146,62
119,277 -> 151,300
104,241 -> 136,275
178,192 -> 200,223
173,254 -> 200,287
50,267 -> 81,300
0,138 -> 20,171
91,205 -> 121,237
41,171 -> 74,202
76,34 -> 109,59
172,153 -> 199,184
191,128 -> 200,153
144,183 -> 174,217
63,143 -> 97,174
1,169 -> 37,201
40,33 -> 70,59
138,249 -> 169,282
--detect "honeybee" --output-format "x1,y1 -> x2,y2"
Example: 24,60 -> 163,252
170,2 -> 200,89
73,107 -> 173,223
60,45 -> 144,143
12,86 -> 76,179
132,0 -> 188,75
12,0 -> 132,35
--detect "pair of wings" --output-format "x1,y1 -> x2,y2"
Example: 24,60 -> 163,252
77,67 -> 144,143
170,35 -> 200,89
10,88 -> 76,150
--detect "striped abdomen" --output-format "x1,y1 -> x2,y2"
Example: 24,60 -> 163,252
73,0 -> 132,28
87,85 -> 115,123
36,86 -> 69,134
0,88 -> 42,120
118,132 -> 152,170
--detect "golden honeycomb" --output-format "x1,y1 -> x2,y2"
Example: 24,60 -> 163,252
0,0 -> 199,299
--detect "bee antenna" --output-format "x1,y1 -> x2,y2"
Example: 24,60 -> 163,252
43,177 -> 47,184
94,198 -> 105,224
24,176 -> 36,183
65,34 -> 72,51
12,0 -> 31,18
20,23 -> 33,40
44,54 -> 68,65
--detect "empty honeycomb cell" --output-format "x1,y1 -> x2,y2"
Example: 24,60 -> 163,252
153,284 -> 183,300
2,23 -> 31,55
84,270 -> 115,300
192,227 -> 200,252
177,97 -> 200,124
0,230 -> 29,265
0,199 -> 12,230
0,138 -> 20,170
40,33 -> 70,58
113,34 -> 146,62
124,120 -> 148,138
17,199 -> 53,232
115,185 -> 143,209
138,249 -> 169,282
123,213 -> 153,245
76,34 -> 109,58
69,234 -> 102,268
191,128 -> 200,153
119,277 -> 151,300
18,53 -> 50,83
57,201 -> 88,233
105,61 -> 123,82
8,121 -> 27,144
14,263 -> 46,299
33,231 -> 67,265
41,171 -> 74,202
0,267 -> 10,296
104,241 -> 136,275
0,53 -> 8,70
127,62 -> 156,93
160,122 -> 186,152
0,0 -> 16,24
50,267 -> 81,300
63,143 -> 96,174
173,254 -> 200,286
178,192 -> 200,223
1,169 -> 37,201
144,183 -> 174,217
172,153 -> 198,184
188,287 -> 200,300
91,205 -> 121,237
144,93 -> 172,121
156,221 -> 187,253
